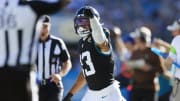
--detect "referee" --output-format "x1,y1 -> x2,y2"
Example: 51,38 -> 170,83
37,15 -> 72,101
0,0 -> 71,101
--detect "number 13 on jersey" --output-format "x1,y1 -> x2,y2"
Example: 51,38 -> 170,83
80,51 -> 96,76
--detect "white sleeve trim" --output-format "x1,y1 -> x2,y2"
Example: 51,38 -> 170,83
101,50 -> 111,55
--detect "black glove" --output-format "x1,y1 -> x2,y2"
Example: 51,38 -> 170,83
63,93 -> 73,101
85,8 -> 94,18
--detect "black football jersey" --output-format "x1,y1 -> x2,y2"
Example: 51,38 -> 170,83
79,29 -> 114,90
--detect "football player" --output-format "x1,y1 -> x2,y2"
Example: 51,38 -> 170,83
63,6 -> 126,101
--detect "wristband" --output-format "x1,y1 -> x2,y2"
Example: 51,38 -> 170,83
67,92 -> 73,98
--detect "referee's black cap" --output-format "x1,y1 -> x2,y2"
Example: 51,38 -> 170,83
41,15 -> 51,25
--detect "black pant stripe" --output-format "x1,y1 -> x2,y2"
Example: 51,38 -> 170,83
16,29 -> 23,65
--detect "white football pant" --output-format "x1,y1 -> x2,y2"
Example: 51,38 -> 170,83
82,81 -> 126,101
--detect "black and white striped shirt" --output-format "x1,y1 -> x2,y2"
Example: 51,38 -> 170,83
0,0 -> 68,68
37,35 -> 70,80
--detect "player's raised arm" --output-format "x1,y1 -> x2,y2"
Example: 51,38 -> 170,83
90,18 -> 110,52
83,7 -> 110,53
63,71 -> 87,101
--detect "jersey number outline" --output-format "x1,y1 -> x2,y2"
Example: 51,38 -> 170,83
80,51 -> 96,76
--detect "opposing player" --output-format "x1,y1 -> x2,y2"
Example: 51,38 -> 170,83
63,6 -> 126,101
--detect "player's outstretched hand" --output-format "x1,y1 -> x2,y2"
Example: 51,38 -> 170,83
63,93 -> 73,101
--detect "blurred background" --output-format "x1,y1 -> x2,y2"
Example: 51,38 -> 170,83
41,0 -> 180,100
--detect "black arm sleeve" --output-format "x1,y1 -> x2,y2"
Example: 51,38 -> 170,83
28,0 -> 71,16
59,50 -> 69,62
58,39 -> 70,62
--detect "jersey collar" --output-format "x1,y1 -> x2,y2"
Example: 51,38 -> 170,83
39,35 -> 50,43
